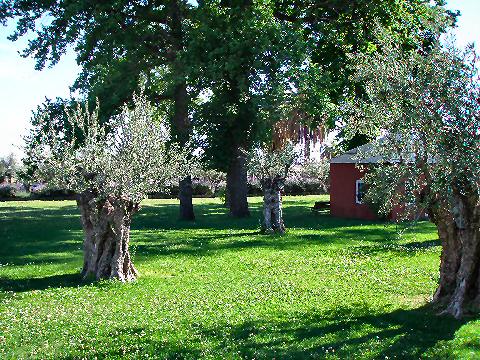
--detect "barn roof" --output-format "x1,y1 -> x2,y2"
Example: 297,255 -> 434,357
330,143 -> 383,164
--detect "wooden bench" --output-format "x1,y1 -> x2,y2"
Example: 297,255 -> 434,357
311,201 -> 330,213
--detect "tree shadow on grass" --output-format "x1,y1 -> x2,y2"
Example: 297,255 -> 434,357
134,201 -> 339,232
0,199 -> 439,291
133,202 -> 262,231
0,204 -> 82,266
195,305 -> 468,359
401,239 -> 439,249
132,201 -> 437,257
134,236 -> 263,259
0,272 -> 95,293
54,305 -> 472,359
131,224 -> 438,261
0,199 -> 371,264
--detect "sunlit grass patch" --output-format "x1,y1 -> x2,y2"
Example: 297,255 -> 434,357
0,196 -> 477,359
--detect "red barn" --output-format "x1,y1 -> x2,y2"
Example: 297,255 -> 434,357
330,144 -> 380,220
330,144 -> 425,221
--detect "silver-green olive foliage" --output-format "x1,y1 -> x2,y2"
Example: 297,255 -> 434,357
347,35 -> 480,218
347,35 -> 480,318
246,143 -> 297,184
30,93 -> 194,203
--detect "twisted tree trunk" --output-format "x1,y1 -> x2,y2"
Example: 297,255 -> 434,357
432,211 -> 461,302
261,177 -> 285,234
431,192 -> 480,318
77,191 -> 139,282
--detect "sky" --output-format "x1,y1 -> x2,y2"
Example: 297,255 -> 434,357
0,0 -> 479,159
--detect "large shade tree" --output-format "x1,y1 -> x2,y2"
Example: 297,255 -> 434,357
188,0 -> 453,218
348,35 -> 480,318
0,0 -> 197,220
188,0 -> 305,217
29,93 -> 192,281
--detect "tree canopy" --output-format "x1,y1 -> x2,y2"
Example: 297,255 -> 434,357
1,0 -> 200,218
1,0 -> 455,218
31,93 -> 192,203
188,0 -> 304,171
1,0 -> 190,111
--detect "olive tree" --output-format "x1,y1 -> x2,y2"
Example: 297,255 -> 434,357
0,153 -> 17,183
247,144 -> 297,234
347,36 -> 480,318
29,93 -> 192,282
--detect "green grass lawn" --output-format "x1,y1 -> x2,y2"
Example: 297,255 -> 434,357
0,196 -> 478,359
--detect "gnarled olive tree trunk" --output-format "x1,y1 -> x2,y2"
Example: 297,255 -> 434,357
431,191 -> 480,319
261,177 -> 285,234
77,191 -> 140,282
432,210 -> 461,302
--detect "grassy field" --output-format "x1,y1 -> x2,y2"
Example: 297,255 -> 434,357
0,196 -> 478,359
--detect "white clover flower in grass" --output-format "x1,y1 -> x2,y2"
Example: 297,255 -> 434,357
30,93 -> 195,282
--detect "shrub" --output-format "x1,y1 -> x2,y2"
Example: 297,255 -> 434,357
0,185 -> 16,199
284,158 -> 330,195
194,169 -> 226,197
31,187 -> 76,200
149,159 -> 330,199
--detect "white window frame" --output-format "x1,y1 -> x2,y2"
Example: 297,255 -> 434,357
355,179 -> 365,205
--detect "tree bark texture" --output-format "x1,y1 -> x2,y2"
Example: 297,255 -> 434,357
261,177 -> 286,234
77,191 -> 139,282
224,186 -> 230,208
430,192 -> 480,318
179,175 -> 195,220
226,148 -> 250,217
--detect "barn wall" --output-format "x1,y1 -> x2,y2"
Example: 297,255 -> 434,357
330,163 -> 377,220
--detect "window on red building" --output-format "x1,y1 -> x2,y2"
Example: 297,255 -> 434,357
356,180 -> 365,204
